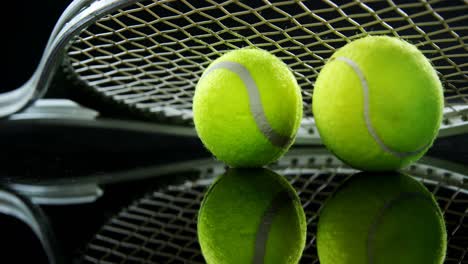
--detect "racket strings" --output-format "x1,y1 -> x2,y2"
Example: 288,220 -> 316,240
66,0 -> 467,123
81,157 -> 468,263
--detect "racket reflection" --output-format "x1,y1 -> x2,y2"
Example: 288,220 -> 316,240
80,148 -> 467,263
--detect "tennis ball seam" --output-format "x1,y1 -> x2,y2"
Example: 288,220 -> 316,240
202,61 -> 292,148
198,171 -> 303,264
333,56 -> 431,158
366,191 -> 439,264
253,190 -> 293,264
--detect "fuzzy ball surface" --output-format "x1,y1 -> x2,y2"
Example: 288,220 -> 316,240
197,168 -> 307,264
193,48 -> 303,167
317,172 -> 447,264
312,36 -> 444,171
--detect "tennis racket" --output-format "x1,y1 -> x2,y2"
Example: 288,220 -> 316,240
1,0 -> 466,144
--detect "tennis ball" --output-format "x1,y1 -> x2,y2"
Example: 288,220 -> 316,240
197,168 -> 307,264
312,36 -> 444,171
193,48 -> 303,167
317,172 -> 447,264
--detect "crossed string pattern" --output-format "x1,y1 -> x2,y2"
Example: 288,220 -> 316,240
81,154 -> 468,263
67,0 -> 467,126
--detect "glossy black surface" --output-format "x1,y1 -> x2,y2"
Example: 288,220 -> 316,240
1,128 -> 465,262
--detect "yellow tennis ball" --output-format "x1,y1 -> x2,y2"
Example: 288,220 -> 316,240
193,48 -> 303,167
312,36 -> 444,171
197,168 -> 307,264
317,172 -> 447,264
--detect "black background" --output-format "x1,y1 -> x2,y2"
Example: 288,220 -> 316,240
3,1 -> 72,91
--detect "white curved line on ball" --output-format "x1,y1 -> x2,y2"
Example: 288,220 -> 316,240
203,61 -> 291,148
366,192 -> 435,264
335,57 -> 430,158
253,191 -> 291,264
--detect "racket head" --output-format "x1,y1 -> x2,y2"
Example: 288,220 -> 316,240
78,148 -> 468,263
60,0 -> 468,141
2,0 -> 466,140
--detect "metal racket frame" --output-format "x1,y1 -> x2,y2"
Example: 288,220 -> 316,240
0,186 -> 63,263
0,0 -> 139,117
